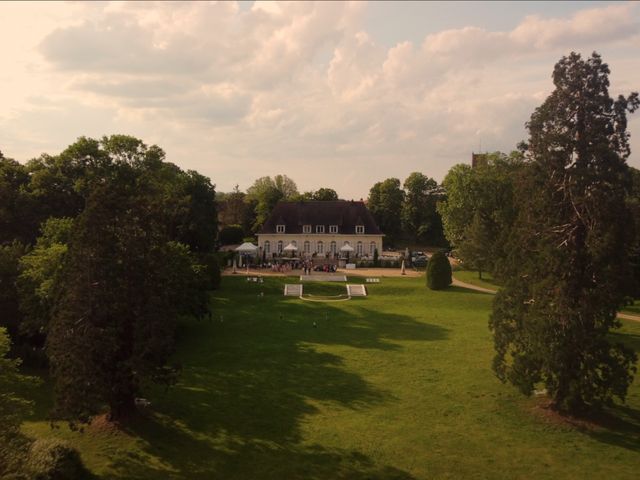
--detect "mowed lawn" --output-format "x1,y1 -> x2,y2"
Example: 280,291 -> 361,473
22,276 -> 640,479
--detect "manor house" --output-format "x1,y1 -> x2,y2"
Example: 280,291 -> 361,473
257,200 -> 383,262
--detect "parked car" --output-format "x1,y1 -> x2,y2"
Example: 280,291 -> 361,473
413,255 -> 428,267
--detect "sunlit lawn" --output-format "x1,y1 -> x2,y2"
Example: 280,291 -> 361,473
452,269 -> 500,291
22,275 -> 640,479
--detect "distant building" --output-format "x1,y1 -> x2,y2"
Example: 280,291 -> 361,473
257,200 -> 384,261
472,152 -> 488,168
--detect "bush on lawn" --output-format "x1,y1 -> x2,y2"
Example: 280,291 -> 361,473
26,438 -> 90,480
426,251 -> 452,290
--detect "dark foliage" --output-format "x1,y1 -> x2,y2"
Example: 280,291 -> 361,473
426,251 -> 452,290
367,178 -> 404,243
0,327 -> 36,479
218,225 -> 245,246
490,52 -> 639,413
35,136 -> 217,424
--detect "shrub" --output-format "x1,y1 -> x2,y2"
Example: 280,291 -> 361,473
26,438 -> 89,480
373,248 -> 379,267
426,251 -> 452,290
218,225 -> 244,246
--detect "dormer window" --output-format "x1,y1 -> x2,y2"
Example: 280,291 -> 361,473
303,225 -> 311,233
356,225 -> 365,234
329,225 -> 338,234
276,225 -> 285,233
316,225 -> 325,233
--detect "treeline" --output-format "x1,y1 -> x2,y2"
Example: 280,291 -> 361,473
0,135 -> 220,475
438,52 -> 639,414
217,172 -> 447,247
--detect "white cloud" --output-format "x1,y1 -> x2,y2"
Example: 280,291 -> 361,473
0,1 -> 639,197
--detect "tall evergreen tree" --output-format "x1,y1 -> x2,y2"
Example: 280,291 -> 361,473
47,164 -> 205,422
490,52 -> 639,412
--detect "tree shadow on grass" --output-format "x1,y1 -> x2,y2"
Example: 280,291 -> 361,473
571,404 -> 640,453
577,331 -> 640,453
610,331 -> 640,352
99,283 -> 443,479
105,412 -> 415,480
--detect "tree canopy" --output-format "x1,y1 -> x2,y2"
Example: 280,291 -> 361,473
402,172 -> 444,245
490,52 -> 639,412
367,178 -> 404,243
47,161 -> 209,422
438,152 -> 523,278
0,135 -> 219,425
246,174 -> 299,232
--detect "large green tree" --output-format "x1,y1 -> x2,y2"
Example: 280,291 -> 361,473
0,153 -> 34,245
438,152 -> 523,278
311,187 -> 339,201
402,172 -> 444,244
247,175 -> 298,232
368,178 -> 404,243
627,166 -> 640,296
0,241 -> 27,340
17,218 -> 73,344
217,185 -> 255,235
490,52 -> 639,412
47,163 -> 207,422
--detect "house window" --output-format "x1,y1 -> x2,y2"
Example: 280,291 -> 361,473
330,241 -> 337,254
356,241 -> 363,256
303,225 -> 311,233
356,225 -> 365,234
304,241 -> 310,253
370,241 -> 376,255
276,224 -> 285,233
316,225 -> 325,234
329,225 -> 338,233
264,241 -> 270,255
317,241 -> 324,254
277,241 -> 283,253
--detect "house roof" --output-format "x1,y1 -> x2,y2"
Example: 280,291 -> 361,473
259,201 -> 383,235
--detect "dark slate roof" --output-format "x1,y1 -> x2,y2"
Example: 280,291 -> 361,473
259,201 -> 383,235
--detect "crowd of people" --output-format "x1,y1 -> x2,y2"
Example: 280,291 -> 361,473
246,259 -> 338,274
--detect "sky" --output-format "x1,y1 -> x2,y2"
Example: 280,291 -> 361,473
1,1 -> 639,199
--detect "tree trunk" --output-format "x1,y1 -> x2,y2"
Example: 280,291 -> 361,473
108,393 -> 137,422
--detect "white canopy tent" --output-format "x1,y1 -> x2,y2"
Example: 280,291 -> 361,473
340,243 -> 355,262
235,242 -> 258,268
235,242 -> 259,253
282,243 -> 298,258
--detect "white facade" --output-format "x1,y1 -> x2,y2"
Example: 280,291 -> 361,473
257,233 -> 382,260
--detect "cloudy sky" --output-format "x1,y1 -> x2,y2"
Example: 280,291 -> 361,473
1,1 -> 639,198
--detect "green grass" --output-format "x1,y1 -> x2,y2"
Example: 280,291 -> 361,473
622,300 -> 640,316
302,281 -> 351,297
21,276 -> 640,479
452,269 -> 500,291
